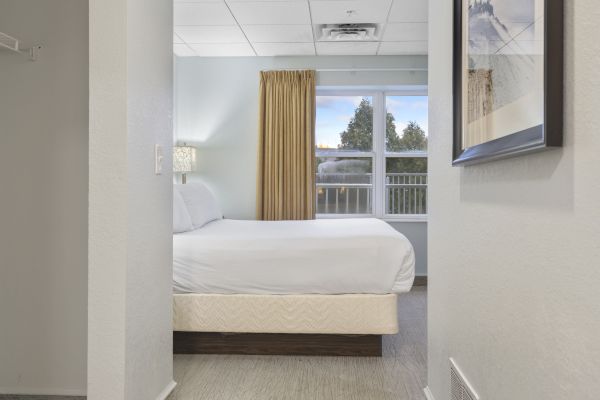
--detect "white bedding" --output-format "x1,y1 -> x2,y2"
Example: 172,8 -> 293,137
173,218 -> 415,295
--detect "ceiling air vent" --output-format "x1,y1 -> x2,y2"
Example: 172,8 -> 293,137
450,358 -> 480,400
316,24 -> 381,42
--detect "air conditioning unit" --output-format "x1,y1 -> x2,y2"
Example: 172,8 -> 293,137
316,24 -> 381,42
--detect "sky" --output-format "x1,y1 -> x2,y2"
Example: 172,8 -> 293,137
316,95 -> 429,149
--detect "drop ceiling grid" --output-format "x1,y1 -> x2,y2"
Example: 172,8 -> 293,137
173,0 -> 428,57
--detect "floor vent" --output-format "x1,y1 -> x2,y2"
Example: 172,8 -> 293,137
450,358 -> 480,400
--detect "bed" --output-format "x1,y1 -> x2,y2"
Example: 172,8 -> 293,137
172,183 -> 415,356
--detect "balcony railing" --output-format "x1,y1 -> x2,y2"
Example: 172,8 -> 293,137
386,173 -> 427,215
316,173 -> 427,215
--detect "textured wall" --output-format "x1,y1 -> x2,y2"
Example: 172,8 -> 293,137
427,0 -> 600,399
0,0 -> 88,395
88,0 -> 174,399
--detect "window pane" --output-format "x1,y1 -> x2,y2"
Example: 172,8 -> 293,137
386,158 -> 427,215
316,96 -> 373,152
316,157 -> 373,214
386,96 -> 428,152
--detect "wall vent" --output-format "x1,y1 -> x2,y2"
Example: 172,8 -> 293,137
450,358 -> 480,400
316,23 -> 381,42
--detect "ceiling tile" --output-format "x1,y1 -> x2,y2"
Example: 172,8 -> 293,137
315,41 -> 379,55
227,2 -> 311,25
188,42 -> 256,56
310,0 -> 392,24
175,26 -> 247,43
242,25 -> 313,43
173,44 -> 197,57
253,42 -> 315,56
378,41 -> 428,55
174,3 -> 237,26
388,0 -> 428,22
382,23 -> 428,41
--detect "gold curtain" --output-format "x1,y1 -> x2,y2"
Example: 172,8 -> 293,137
257,70 -> 316,221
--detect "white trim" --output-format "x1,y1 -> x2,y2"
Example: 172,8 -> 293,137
386,89 -> 428,96
316,213 -> 374,219
424,386 -> 436,400
373,91 -> 386,217
156,380 -> 177,400
316,214 -> 427,223
318,85 -> 427,92
316,150 -> 374,158
385,151 -> 428,158
0,387 -> 86,396
383,214 -> 428,223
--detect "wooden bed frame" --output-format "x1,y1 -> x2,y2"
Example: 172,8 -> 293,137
173,332 -> 382,357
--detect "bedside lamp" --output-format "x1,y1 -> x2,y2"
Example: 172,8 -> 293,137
173,143 -> 195,184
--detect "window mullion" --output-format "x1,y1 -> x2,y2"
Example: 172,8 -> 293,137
373,92 -> 386,218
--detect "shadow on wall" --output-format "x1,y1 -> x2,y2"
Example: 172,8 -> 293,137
459,146 -> 573,211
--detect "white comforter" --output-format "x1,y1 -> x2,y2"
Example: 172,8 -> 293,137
173,218 -> 415,295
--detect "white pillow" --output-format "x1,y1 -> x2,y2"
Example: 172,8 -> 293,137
173,188 -> 193,234
176,182 -> 222,229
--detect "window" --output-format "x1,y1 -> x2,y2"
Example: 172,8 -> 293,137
315,91 -> 428,220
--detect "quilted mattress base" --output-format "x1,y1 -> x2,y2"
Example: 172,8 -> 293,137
173,293 -> 399,335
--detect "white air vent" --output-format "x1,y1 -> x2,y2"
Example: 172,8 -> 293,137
450,358 -> 480,400
0,32 -> 19,52
316,24 -> 381,42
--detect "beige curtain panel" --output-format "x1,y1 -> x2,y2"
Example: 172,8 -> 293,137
257,70 -> 316,221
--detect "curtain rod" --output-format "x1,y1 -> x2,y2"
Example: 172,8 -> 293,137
266,67 -> 427,72
317,68 -> 427,72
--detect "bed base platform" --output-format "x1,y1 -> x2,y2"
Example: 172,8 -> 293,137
173,293 -> 398,356
174,332 -> 382,357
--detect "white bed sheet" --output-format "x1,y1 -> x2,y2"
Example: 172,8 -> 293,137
173,218 -> 415,295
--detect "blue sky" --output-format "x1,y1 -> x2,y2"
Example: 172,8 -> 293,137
316,95 -> 429,149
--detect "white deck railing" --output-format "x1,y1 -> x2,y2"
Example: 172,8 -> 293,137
316,173 -> 427,215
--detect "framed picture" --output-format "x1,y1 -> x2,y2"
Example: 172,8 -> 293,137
453,0 -> 563,166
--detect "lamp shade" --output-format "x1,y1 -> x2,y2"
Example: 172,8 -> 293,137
173,145 -> 195,173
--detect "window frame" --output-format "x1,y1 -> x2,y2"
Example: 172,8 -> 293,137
315,88 -> 428,222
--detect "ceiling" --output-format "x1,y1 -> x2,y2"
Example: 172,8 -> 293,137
173,0 -> 428,57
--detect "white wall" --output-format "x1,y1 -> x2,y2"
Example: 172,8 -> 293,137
427,1 -> 600,399
389,222 -> 427,276
0,0 -> 88,395
175,55 -> 428,275
88,0 -> 174,399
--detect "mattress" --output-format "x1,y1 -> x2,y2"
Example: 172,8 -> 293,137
173,293 -> 399,334
173,218 -> 415,295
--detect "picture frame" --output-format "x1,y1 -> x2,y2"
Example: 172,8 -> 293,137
453,0 -> 564,166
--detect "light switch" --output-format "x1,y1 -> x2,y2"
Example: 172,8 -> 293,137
155,144 -> 164,175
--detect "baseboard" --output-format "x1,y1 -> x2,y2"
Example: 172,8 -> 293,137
156,380 -> 177,400
424,386 -> 436,400
414,275 -> 428,286
0,386 -> 86,397
0,381 -> 174,399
